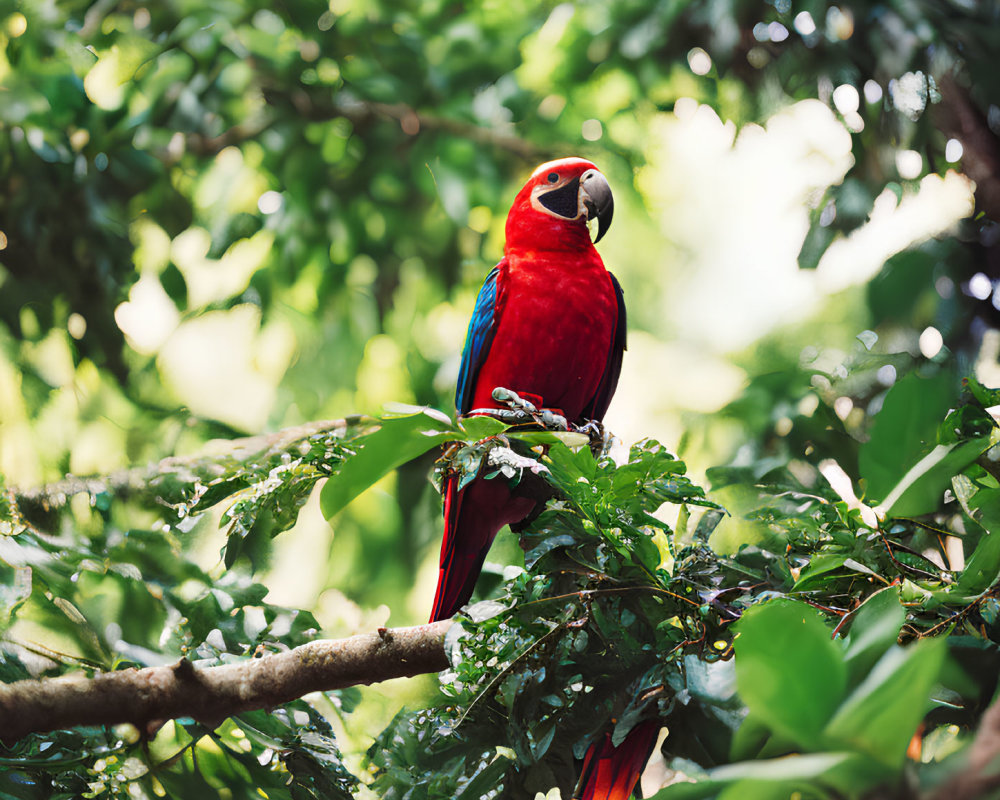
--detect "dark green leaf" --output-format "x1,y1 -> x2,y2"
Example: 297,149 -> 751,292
824,637 -> 946,766
859,370 -> 956,504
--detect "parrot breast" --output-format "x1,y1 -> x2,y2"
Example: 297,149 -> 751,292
468,249 -> 617,422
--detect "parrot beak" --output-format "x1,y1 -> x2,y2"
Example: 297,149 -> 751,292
580,170 -> 613,243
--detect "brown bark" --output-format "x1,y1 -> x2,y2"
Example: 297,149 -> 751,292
0,621 -> 451,744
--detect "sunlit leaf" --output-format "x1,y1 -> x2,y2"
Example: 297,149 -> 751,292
734,599 -> 846,748
880,435 -> 995,517
319,409 -> 458,518
824,637 -> 946,766
841,587 -> 905,682
859,370 -> 956,504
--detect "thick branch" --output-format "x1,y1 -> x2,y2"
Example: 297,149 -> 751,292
0,621 -> 451,744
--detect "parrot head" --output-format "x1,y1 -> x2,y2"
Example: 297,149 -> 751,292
505,157 -> 614,253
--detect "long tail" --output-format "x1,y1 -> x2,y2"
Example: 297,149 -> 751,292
429,474 -> 536,622
576,721 -> 660,800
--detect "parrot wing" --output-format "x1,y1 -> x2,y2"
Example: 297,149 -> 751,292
583,272 -> 627,422
456,262 -> 503,415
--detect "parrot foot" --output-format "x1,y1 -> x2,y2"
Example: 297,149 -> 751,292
572,419 -> 610,456
485,387 -> 569,430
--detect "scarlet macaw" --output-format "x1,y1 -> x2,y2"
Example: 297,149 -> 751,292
429,158 -> 656,799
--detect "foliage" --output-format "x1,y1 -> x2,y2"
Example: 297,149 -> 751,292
2,0 -> 1000,797
359,371 -> 1000,798
0,425 -> 365,797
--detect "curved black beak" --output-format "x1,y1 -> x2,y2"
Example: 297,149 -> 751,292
581,169 -> 614,243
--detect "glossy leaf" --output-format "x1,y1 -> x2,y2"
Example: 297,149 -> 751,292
859,370 -> 956,505
320,409 -> 458,518
824,637 -> 946,766
734,600 -> 846,748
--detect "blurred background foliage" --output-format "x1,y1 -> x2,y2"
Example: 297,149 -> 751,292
1,0 -> 1000,796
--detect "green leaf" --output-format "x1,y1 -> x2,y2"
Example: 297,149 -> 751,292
880,435 -> 995,517
964,376 -> 1000,409
541,440 -> 599,495
83,36 -> 160,111
841,587 -> 905,682
0,561 -> 32,628
958,483 -> 1000,536
791,553 -> 849,591
859,370 -> 955,504
459,415 -> 508,440
651,753 -> 860,799
734,599 -> 846,748
319,409 -> 457,518
824,637 -> 946,766
958,529 -> 1000,595
510,429 -> 591,449
453,749 -> 514,799
938,404 -> 997,443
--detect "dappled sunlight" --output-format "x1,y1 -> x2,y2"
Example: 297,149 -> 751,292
639,99 -> 855,352
355,334 -> 416,410
606,332 -> 745,450
638,99 -> 974,362
0,350 -> 41,485
68,419 -> 128,476
114,274 -> 180,354
171,226 -> 274,308
817,171 -> 975,292
261,489 -> 337,612
158,305 -> 296,431
194,145 -> 271,219
3,0 -> 999,792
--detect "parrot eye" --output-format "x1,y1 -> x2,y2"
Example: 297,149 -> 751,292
546,172 -> 559,183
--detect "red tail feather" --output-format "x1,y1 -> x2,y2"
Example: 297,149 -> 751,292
576,721 -> 659,800
429,475 -> 535,622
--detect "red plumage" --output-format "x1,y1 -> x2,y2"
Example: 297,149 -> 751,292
429,157 -> 623,623
575,721 -> 660,800
430,158 -> 650,800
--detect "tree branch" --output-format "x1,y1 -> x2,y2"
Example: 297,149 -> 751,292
184,89 -> 554,162
0,621 -> 452,744
11,418 -> 354,511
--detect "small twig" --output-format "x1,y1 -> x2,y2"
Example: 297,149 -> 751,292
11,419 -> 351,511
877,530 -> 945,582
515,584 -> 703,611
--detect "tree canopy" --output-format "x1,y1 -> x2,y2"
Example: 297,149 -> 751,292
2,0 -> 1000,798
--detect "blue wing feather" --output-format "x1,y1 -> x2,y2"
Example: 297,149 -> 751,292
455,263 -> 502,415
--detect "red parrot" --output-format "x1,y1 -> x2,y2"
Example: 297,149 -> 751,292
428,158 -> 655,799
429,157 -> 623,622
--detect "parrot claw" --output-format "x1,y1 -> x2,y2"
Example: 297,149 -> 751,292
486,387 -> 569,431
537,408 -> 568,430
573,419 -> 609,454
491,386 -> 537,411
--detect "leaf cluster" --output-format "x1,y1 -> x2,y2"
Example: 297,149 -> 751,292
364,368 -> 1000,799
0,426 -> 367,798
